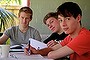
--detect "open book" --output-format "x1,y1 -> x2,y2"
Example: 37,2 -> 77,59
29,38 -> 47,50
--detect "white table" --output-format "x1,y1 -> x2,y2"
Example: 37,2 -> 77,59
0,52 -> 53,60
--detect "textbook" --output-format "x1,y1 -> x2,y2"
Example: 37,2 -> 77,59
29,38 -> 47,50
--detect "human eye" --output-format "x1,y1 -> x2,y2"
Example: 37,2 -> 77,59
65,17 -> 70,20
50,20 -> 54,23
46,24 -> 49,27
26,18 -> 29,20
58,18 -> 62,22
59,20 -> 63,23
21,17 -> 24,19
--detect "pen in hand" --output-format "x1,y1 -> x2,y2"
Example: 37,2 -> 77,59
28,40 -> 30,55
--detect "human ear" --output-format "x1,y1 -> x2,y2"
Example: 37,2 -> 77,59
77,14 -> 82,22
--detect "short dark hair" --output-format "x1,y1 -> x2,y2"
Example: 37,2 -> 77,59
43,12 -> 58,24
57,2 -> 82,19
18,7 -> 33,19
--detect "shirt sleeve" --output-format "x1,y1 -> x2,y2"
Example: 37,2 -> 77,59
33,29 -> 42,42
60,35 -> 71,46
3,27 -> 12,37
67,33 -> 90,56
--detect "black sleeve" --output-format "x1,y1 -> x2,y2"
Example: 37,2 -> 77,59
43,33 -> 59,44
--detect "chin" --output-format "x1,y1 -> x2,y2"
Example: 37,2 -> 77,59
53,30 -> 58,33
65,32 -> 68,34
52,31 -> 56,33
64,31 -> 69,34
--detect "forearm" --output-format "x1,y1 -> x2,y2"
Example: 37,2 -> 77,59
0,34 -> 8,44
48,46 -> 74,59
51,44 -> 62,50
37,43 -> 62,56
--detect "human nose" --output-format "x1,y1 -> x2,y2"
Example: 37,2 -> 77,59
61,19 -> 67,27
48,24 -> 53,29
22,18 -> 26,23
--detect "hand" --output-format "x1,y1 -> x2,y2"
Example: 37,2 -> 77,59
24,45 -> 38,55
47,40 -> 58,48
24,47 -> 30,55
24,45 -> 53,56
30,46 -> 38,54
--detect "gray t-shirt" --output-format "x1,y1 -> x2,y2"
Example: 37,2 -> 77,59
4,26 -> 41,46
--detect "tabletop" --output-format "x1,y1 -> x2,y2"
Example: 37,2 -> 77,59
0,52 -> 54,60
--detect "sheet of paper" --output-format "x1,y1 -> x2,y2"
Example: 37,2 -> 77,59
29,38 -> 47,50
10,52 -> 44,59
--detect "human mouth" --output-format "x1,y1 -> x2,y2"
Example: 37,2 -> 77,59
63,28 -> 68,31
51,27 -> 55,31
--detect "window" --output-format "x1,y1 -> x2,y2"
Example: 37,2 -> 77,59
0,0 -> 30,6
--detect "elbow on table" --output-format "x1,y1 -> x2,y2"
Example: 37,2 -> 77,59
47,51 -> 61,59
47,52 -> 55,59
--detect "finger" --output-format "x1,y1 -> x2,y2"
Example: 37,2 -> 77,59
47,42 -> 54,47
47,40 -> 53,45
24,48 -> 29,55
47,41 -> 57,47
48,43 -> 55,48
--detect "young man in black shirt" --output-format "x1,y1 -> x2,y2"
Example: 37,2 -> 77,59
43,12 -> 68,47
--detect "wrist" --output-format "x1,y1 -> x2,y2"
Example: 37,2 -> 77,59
32,49 -> 39,54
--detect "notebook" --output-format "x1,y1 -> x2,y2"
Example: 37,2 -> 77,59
29,38 -> 47,50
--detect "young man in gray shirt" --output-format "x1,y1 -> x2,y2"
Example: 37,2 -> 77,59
0,7 -> 41,46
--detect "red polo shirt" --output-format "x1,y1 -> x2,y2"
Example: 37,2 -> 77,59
60,28 -> 90,60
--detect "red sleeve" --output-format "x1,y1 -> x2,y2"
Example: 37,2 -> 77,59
60,35 -> 72,46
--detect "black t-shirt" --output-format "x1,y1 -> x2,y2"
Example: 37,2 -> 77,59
43,32 -> 68,44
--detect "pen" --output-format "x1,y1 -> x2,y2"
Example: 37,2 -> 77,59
28,40 -> 30,55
